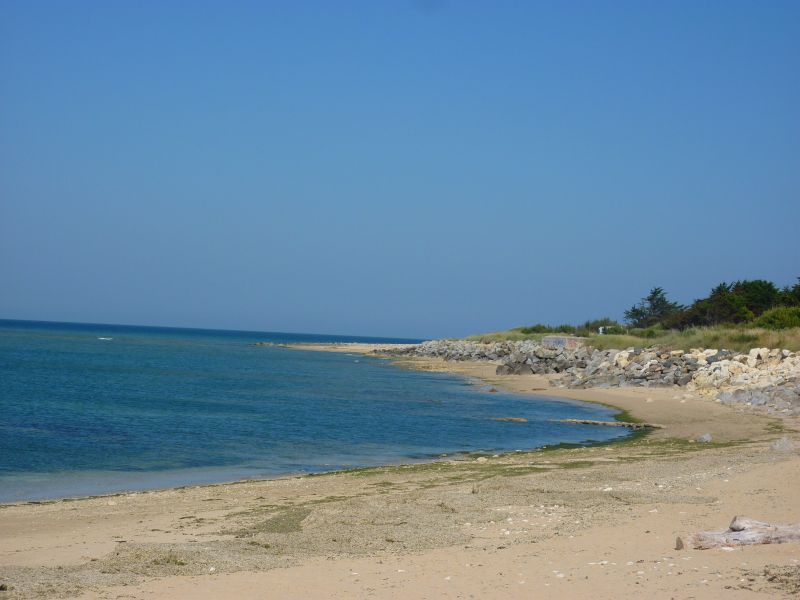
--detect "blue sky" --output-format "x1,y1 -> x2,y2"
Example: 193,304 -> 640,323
1,1 -> 798,339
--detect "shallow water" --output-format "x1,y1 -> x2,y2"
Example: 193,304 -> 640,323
0,320 -> 628,502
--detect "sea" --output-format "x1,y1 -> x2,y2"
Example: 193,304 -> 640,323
0,320 -> 629,503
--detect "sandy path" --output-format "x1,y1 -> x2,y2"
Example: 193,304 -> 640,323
1,345 -> 798,599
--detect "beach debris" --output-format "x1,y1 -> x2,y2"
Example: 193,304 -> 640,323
474,457 -> 488,464
771,437 -> 794,452
677,516 -> 800,550
695,433 -> 712,443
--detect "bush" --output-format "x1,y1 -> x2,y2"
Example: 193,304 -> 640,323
755,306 -> 800,330
515,324 -> 552,334
602,325 -> 626,335
554,324 -> 577,334
629,326 -> 661,339
582,317 -> 620,331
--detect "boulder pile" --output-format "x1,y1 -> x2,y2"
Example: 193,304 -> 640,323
381,340 -> 800,416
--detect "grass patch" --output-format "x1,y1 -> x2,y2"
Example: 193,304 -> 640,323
464,331 -> 549,342
765,419 -> 797,434
613,409 -> 645,424
467,325 -> 800,352
586,326 -> 800,352
151,553 -> 187,566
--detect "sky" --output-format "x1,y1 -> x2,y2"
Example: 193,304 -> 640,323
1,1 -> 798,339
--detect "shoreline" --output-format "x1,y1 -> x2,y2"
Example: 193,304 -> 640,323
0,347 -> 634,508
288,342 -> 781,442
1,344 -> 799,599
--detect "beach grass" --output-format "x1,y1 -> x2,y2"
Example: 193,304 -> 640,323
466,325 -> 800,352
464,331 -> 548,342
584,325 -> 800,352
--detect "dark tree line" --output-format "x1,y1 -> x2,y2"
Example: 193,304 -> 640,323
624,279 -> 800,330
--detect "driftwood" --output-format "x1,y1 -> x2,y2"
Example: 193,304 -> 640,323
677,516 -> 800,550
555,419 -> 663,430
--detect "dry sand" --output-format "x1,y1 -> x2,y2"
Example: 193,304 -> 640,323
1,344 -> 798,599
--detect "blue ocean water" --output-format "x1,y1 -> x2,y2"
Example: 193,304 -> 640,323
0,320 -> 628,502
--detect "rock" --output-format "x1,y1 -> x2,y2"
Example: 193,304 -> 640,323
615,351 -> 631,368
696,433 -> 713,443
386,341 -> 800,419
707,350 -> 732,364
771,437 -> 794,452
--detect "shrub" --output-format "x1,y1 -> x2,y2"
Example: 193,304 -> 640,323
582,317 -> 620,331
628,327 -> 660,339
755,306 -> 800,330
602,325 -> 626,335
515,324 -> 552,334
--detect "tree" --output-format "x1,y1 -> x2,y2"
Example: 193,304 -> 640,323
624,287 -> 683,328
731,279 -> 780,316
779,278 -> 800,307
671,282 -> 754,328
702,283 -> 754,324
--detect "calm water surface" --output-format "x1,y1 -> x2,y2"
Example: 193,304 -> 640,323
0,320 -> 628,502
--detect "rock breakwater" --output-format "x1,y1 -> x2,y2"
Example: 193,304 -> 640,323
381,340 -> 800,416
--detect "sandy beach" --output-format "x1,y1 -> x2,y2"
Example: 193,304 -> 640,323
1,344 -> 798,599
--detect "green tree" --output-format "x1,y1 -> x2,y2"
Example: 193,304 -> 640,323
624,287 -> 683,328
674,283 -> 753,328
731,279 -> 780,316
703,283 -> 754,324
779,278 -> 800,307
